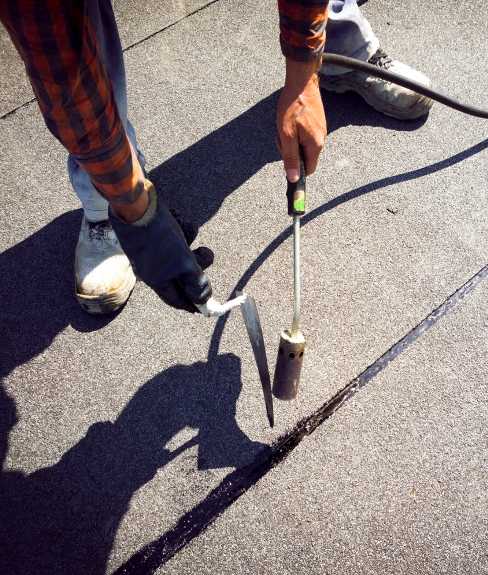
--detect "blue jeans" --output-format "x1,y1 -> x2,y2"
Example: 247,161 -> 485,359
324,0 -> 379,75
73,0 -> 376,221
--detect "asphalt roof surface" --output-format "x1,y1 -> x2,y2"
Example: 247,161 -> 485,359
1,0 -> 487,573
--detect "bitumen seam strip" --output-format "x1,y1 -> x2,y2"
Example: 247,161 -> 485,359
113,262 -> 488,575
0,0 -> 221,121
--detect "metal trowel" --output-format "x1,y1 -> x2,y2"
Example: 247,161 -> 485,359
237,292 -> 274,427
272,155 -> 307,400
196,293 -> 274,428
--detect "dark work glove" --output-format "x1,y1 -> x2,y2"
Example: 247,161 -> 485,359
109,183 -> 213,313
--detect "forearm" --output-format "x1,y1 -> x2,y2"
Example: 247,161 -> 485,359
276,1 -> 328,180
278,0 -> 329,64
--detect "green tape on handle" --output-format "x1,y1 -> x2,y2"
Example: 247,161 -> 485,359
286,154 -> 306,216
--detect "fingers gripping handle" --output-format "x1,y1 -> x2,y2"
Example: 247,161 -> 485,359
286,152 -> 306,216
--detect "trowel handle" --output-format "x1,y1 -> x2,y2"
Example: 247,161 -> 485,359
286,148 -> 306,216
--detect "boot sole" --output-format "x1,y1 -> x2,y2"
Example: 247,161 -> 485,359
76,271 -> 136,315
320,74 -> 433,120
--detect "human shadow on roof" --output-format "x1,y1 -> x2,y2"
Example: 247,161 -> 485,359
0,353 -> 267,575
147,88 -> 426,225
0,90 -> 478,379
0,208 -> 120,380
1,91 -> 486,575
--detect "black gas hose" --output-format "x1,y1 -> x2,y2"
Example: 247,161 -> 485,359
322,53 -> 488,119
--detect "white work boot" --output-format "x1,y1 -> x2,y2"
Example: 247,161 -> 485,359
75,217 -> 136,314
320,48 -> 433,120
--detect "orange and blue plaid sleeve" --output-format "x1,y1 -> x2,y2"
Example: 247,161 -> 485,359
0,0 -> 144,205
278,0 -> 329,62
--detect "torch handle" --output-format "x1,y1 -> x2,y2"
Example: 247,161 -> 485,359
285,148 -> 306,336
286,154 -> 307,216
291,215 -> 301,336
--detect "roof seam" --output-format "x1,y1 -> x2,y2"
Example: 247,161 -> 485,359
0,0 -> 221,121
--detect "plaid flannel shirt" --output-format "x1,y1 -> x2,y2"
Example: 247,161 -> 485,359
1,1 -> 328,203
278,0 -> 329,62
0,0 -> 144,205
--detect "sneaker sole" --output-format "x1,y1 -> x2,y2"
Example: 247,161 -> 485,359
76,271 -> 136,315
320,74 -> 433,120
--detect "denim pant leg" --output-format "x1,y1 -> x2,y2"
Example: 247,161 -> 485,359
323,0 -> 380,76
68,0 -> 146,223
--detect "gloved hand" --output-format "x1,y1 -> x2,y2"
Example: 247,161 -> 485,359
109,181 -> 213,313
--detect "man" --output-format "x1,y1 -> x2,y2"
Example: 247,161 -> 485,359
0,1 -> 431,315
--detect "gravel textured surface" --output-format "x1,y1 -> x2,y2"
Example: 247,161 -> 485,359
0,0 -> 487,573
0,0 -> 212,117
160,281 -> 488,575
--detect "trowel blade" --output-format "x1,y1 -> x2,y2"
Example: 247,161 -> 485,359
237,292 -> 274,427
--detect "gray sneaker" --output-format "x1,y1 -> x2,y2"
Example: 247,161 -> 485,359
320,48 -> 433,120
75,217 -> 136,314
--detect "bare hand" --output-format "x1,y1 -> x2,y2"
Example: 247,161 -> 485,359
276,59 -> 327,182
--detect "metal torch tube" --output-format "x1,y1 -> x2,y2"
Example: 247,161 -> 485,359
291,215 -> 301,336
